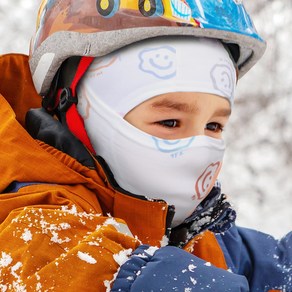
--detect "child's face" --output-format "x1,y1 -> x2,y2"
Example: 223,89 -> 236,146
124,92 -> 231,140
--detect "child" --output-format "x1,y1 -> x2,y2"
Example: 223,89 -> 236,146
0,0 -> 291,291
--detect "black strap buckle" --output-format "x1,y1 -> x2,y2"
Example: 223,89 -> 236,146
58,87 -> 77,112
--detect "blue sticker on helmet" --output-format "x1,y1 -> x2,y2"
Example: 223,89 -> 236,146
188,0 -> 262,40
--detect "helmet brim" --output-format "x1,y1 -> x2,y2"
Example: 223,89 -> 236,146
30,26 -> 266,95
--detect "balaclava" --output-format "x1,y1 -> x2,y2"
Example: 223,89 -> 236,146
77,37 -> 236,226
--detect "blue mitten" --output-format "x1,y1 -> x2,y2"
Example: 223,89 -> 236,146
111,245 -> 249,291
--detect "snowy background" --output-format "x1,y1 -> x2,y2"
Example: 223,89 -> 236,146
0,0 -> 291,238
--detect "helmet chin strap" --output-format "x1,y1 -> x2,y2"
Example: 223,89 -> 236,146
44,56 -> 96,154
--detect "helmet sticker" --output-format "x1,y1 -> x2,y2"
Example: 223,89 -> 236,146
170,0 -> 192,21
138,0 -> 164,17
138,46 -> 176,79
96,0 -> 120,17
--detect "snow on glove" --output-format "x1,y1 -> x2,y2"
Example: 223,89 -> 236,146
111,245 -> 249,291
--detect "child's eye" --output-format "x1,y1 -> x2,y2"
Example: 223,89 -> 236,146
158,119 -> 179,128
205,122 -> 224,132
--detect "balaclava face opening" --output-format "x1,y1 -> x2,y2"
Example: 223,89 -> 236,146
77,37 -> 236,226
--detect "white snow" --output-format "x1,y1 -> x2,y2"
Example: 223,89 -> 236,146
273,254 -> 280,259
103,280 -> 112,292
77,251 -> 97,265
0,252 -> 13,268
0,284 -> 8,292
61,205 -> 77,215
160,235 -> 169,247
9,262 -> 26,291
104,270 -> 119,292
35,273 -> 40,281
59,223 -> 71,230
104,217 -> 120,227
188,264 -> 197,272
20,228 -> 32,243
113,249 -> 133,266
36,282 -> 42,292
11,262 -> 22,277
144,246 -> 159,256
50,231 -> 71,244
190,277 -> 197,285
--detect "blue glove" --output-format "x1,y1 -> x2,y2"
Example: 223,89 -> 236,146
111,245 -> 249,291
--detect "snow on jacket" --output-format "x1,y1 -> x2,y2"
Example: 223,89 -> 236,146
0,54 -> 291,291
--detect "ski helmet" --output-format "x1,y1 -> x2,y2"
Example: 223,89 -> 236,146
30,0 -> 266,96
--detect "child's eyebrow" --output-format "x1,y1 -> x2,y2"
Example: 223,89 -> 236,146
151,99 -> 200,114
213,107 -> 231,117
150,98 -> 231,117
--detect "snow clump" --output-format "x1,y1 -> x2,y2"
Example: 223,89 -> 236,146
77,251 -> 97,265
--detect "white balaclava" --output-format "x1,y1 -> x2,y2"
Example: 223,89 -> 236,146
77,37 -> 236,226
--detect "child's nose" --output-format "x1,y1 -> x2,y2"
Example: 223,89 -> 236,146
187,124 -> 205,137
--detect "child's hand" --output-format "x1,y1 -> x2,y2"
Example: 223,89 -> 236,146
111,245 -> 248,291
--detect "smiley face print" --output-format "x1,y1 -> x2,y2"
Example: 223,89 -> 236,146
152,136 -> 195,153
194,161 -> 222,200
138,46 -> 177,79
210,60 -> 235,103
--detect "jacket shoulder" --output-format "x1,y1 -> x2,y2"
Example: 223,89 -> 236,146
0,53 -> 41,126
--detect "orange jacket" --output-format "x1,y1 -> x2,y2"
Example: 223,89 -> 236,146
0,54 -> 228,290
